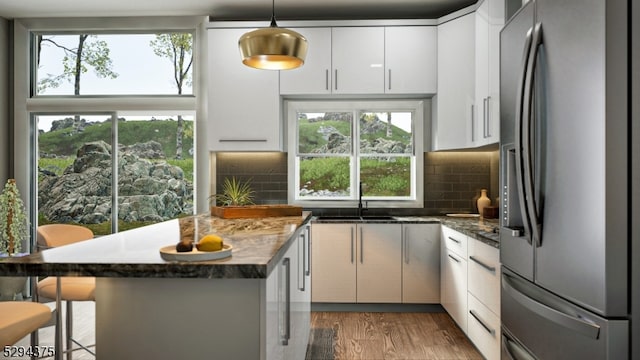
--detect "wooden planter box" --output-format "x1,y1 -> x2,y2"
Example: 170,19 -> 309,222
211,205 -> 303,219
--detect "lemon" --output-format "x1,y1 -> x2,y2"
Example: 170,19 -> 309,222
197,234 -> 224,252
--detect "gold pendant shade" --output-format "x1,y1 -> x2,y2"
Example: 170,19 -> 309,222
239,23 -> 308,70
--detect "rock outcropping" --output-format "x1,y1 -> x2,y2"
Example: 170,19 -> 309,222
39,140 -> 192,224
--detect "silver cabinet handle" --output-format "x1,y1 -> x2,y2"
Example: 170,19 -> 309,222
305,226 -> 311,276
334,69 -> 338,90
470,104 -> 475,142
483,97 -> 488,138
403,226 -> 409,264
448,254 -> 461,263
325,69 -> 329,90
448,236 -> 461,244
486,96 -> 491,137
469,255 -> 496,273
350,227 -> 354,263
469,309 -> 495,336
281,257 -> 291,345
388,69 -> 392,90
299,234 -> 305,291
360,226 -> 364,264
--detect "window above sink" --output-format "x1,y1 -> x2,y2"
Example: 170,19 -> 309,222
286,99 -> 425,209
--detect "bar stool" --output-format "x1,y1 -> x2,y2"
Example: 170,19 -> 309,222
0,301 -> 52,347
36,224 -> 95,360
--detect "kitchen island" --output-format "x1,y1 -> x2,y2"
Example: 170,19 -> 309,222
0,212 -> 312,360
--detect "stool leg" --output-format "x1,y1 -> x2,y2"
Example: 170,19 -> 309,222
55,277 -> 62,360
66,301 -> 73,360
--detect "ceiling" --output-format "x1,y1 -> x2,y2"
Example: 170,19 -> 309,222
0,0 -> 477,20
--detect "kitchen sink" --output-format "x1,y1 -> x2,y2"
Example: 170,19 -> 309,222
315,215 -> 396,221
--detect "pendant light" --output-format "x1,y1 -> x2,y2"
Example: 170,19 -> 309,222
238,0 -> 308,70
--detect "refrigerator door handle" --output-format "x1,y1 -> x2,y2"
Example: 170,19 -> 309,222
502,273 -> 601,339
514,27 -> 535,246
501,331 -> 536,360
522,22 -> 544,247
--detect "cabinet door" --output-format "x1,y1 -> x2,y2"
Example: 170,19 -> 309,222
475,0 -> 504,147
468,238 -> 501,316
265,256 -> 283,360
290,226 -> 311,360
280,28 -> 332,94
311,223 -> 357,303
474,0 -> 490,147
357,223 -> 402,303
467,293 -> 501,360
385,26 -> 437,94
402,224 -> 440,303
332,27 -> 385,94
207,28 -> 281,151
433,13 -> 476,150
442,246 -> 468,333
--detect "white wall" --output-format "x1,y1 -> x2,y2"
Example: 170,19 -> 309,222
0,17 -> 8,185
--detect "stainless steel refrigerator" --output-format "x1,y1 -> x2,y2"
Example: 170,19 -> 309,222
499,0 -> 634,358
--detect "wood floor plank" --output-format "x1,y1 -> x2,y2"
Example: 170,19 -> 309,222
307,311 -> 483,360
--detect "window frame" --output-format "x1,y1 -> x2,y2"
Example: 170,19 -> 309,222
12,16 -> 204,243
287,99 -> 424,208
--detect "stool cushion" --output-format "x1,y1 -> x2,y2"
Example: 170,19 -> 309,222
37,277 -> 96,301
0,302 -> 52,346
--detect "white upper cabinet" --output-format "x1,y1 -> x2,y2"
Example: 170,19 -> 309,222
433,13 -> 476,150
280,26 -> 437,95
207,28 -> 281,151
474,0 -> 504,147
279,27 -> 333,95
385,26 -> 437,94
331,27 -> 385,94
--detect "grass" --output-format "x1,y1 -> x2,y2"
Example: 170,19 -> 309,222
39,119 -> 194,159
299,157 -> 411,197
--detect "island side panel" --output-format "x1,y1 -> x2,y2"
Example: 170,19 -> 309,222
96,277 -> 263,359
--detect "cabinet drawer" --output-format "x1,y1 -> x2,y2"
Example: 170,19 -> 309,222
442,226 -> 467,258
468,238 -> 501,316
467,293 -> 501,360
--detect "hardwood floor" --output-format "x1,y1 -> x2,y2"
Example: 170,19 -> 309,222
306,312 -> 483,360
5,303 -> 481,360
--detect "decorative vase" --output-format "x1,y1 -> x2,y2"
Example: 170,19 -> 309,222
477,189 -> 491,218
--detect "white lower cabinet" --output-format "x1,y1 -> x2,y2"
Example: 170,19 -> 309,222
267,225 -> 311,360
402,224 -> 441,303
467,237 -> 501,360
441,244 -> 468,332
467,293 -> 500,360
311,223 -> 357,302
311,223 -> 402,303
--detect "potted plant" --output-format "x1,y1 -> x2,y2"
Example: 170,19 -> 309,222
210,177 -> 256,207
209,177 -> 301,219
0,178 -> 30,300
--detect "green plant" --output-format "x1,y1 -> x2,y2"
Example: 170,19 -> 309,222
0,179 -> 29,255
210,177 -> 255,206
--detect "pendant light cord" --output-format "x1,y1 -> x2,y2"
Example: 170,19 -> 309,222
270,0 -> 277,27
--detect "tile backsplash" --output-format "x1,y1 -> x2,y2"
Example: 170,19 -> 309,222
215,150 -> 499,215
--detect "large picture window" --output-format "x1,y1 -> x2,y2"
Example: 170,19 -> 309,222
13,17 -> 200,238
288,100 -> 424,207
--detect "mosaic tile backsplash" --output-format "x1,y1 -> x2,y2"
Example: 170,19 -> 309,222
215,151 -> 499,215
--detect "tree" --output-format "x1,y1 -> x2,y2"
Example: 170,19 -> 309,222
37,35 -> 119,96
150,33 -> 193,160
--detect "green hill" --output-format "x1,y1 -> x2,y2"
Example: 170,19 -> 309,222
39,119 -> 194,159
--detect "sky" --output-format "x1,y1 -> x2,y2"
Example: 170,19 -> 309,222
36,33 -> 194,131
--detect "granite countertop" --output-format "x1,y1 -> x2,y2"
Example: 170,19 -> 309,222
0,212 -> 312,279
313,215 -> 500,248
